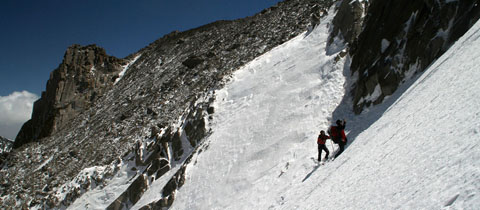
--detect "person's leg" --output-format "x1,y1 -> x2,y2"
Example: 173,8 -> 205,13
322,144 -> 329,160
335,142 -> 344,158
318,144 -> 322,161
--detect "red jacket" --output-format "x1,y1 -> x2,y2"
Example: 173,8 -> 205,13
329,126 -> 346,141
317,134 -> 330,145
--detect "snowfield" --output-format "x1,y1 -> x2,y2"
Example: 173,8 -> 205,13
166,11 -> 480,210
169,11 -> 347,210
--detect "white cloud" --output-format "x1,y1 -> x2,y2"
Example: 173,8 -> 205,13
0,91 -> 39,140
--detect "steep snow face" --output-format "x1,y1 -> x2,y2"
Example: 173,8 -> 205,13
168,11 -> 349,210
169,12 -> 480,210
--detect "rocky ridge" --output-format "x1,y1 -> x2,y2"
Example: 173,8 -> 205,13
0,0 -> 334,209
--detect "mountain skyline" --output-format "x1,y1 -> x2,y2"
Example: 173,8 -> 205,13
0,0 -> 282,139
0,0 -> 282,97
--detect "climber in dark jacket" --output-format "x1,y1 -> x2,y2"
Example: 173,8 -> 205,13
328,119 -> 347,158
317,130 -> 330,161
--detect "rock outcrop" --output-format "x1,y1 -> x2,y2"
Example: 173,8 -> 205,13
328,0 -> 368,49
341,0 -> 480,113
14,45 -> 127,148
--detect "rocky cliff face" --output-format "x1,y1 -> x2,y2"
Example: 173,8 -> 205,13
14,44 -> 127,148
328,0 -> 368,50
0,0 -> 333,209
334,0 -> 480,113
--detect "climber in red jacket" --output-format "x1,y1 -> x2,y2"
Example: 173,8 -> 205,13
328,119 -> 347,158
317,130 -> 330,162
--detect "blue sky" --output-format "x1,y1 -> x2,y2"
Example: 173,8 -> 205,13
0,0 -> 282,139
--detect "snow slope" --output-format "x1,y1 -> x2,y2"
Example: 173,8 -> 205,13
167,11 -> 349,210
292,19 -> 480,209
131,9 -> 346,210
165,10 -> 480,210
274,20 -> 480,210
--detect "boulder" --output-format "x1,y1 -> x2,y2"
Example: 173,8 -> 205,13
182,56 -> 204,69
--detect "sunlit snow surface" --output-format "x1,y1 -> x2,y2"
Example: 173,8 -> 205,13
167,15 -> 480,210
169,11 -> 349,210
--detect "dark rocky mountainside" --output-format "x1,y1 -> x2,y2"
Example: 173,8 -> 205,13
1,0 -> 333,209
14,44 -> 128,148
331,0 -> 480,113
